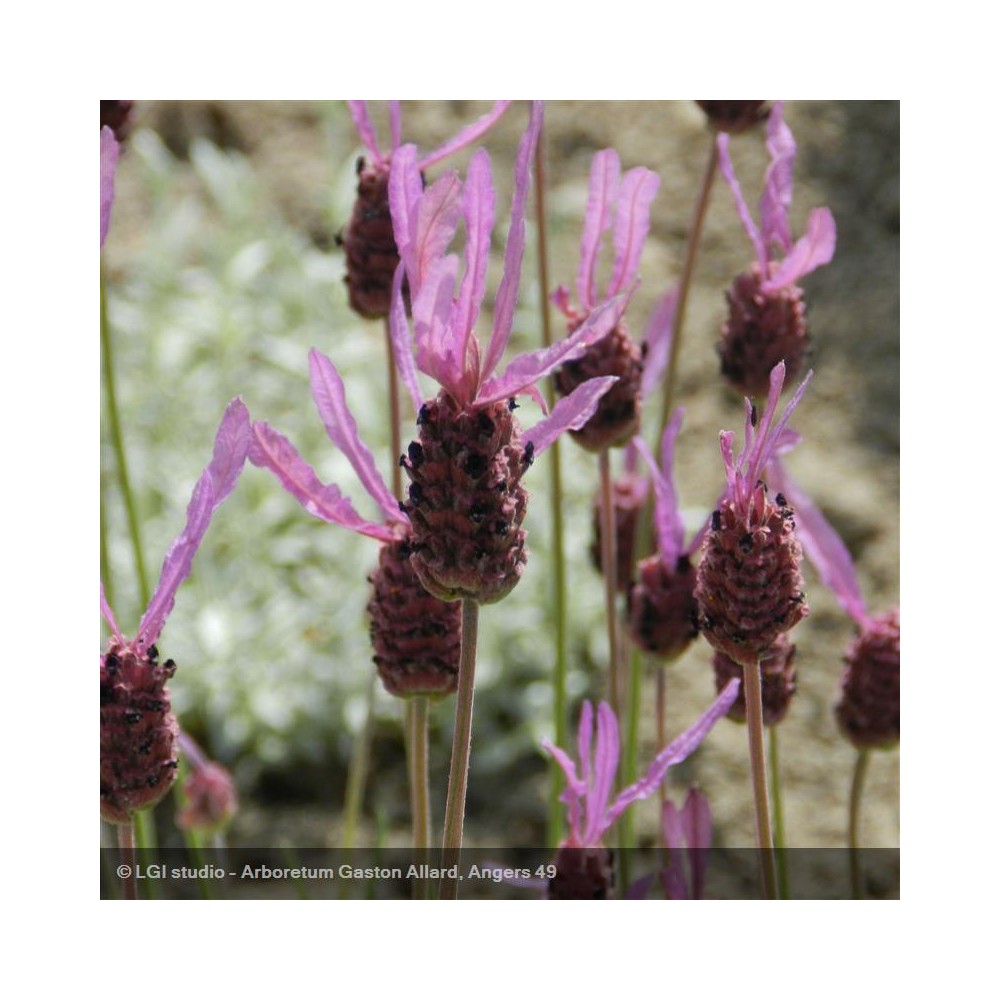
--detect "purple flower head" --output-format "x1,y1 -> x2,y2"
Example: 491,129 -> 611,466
697,101 -> 769,135
101,125 -> 119,247
340,101 -> 511,319
626,410 -> 700,660
660,788 -> 713,899
767,459 -> 899,748
100,399 -> 251,824
176,730 -> 238,833
550,149 -> 660,451
541,679 -> 739,850
248,350 -> 462,697
694,362 -> 812,666
716,102 -> 836,397
389,103 -> 621,603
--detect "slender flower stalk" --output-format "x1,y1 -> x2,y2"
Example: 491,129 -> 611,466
532,124 -> 570,847
848,748 -> 871,898
768,726 -> 790,899
694,361 -> 812,897
542,681 -> 739,899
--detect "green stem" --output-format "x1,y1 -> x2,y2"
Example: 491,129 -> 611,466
768,725 -> 789,900
410,696 -> 431,851
440,599 -> 480,900
598,449 -> 622,718
118,822 -> 137,901
534,128 -> 569,849
101,265 -> 150,611
657,135 -> 718,444
743,658 -> 777,899
849,748 -> 870,899
618,641 -> 643,888
341,670 -> 376,849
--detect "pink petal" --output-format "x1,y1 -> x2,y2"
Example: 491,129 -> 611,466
521,377 -> 617,459
138,399 -> 250,646
412,253 -> 462,397
248,420 -> 396,542
607,166 -> 660,297
389,101 -> 401,153
407,169 -> 463,297
477,290 -> 627,405
541,738 -> 585,841
661,798 -> 685,851
768,458 -> 868,624
759,101 -> 796,255
681,787 -> 713,852
481,100 -> 544,383
585,702 -> 620,845
388,144 -> 424,281
632,409 -> 685,566
388,262 -> 425,415
605,678 -> 740,829
577,700 -> 594,788
747,367 -> 813,486
639,285 -> 678,401
100,126 -> 119,247
308,350 -> 405,525
347,101 -> 386,167
717,134 -> 767,269
100,582 -> 121,640
762,207 -> 836,291
452,149 -> 495,380
576,149 -> 621,310
417,100 -> 512,171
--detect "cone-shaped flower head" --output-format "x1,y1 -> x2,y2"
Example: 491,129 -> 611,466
339,101 -> 511,320
101,125 -> 118,247
696,101 -> 769,134
551,149 -> 660,451
694,362 -> 812,667
541,680 -> 739,899
176,731 -> 238,832
660,788 -> 713,899
768,460 -> 899,749
100,399 -> 250,825
625,407 -> 701,661
716,102 -> 836,398
249,350 -> 462,698
389,102 -> 622,604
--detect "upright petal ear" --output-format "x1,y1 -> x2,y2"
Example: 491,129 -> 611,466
100,582 -> 122,640
576,149 -> 621,310
604,678 -> 740,829
347,101 -> 386,167
639,286 -> 678,402
584,702 -> 621,845
139,399 -> 251,648
308,350 -> 406,525
388,101 -> 402,153
762,207 -> 836,292
717,134 -> 767,270
482,100 -> 544,383
417,101 -> 512,171
632,409 -> 686,566
452,149 -> 495,378
522,377 -> 617,458
759,101 -> 796,255
100,126 -> 119,247
247,420 -> 397,543
607,166 -> 660,297
388,263 -> 424,415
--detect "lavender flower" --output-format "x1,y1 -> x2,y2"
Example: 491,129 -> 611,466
176,731 -> 238,833
694,362 -> 812,667
101,125 -> 118,247
660,788 -> 712,899
100,399 -> 250,825
389,102 -> 621,604
716,101 -> 836,397
248,350 -> 462,698
551,148 -> 660,452
769,460 -> 899,748
696,101 -> 769,135
339,101 -> 510,319
542,680 -> 739,899
625,408 -> 700,661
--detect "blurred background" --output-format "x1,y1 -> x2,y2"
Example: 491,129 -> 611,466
100,101 -> 899,855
